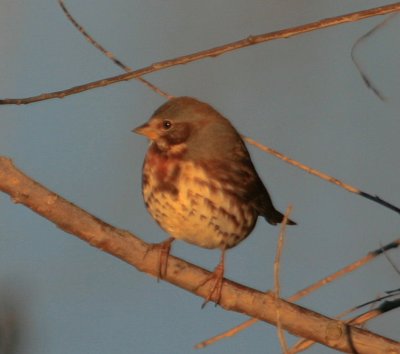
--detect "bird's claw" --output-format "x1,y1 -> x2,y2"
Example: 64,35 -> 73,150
147,237 -> 174,281
198,262 -> 225,308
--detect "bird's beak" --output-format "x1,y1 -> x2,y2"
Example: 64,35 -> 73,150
132,122 -> 159,140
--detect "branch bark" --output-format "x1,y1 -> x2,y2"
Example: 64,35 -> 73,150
0,156 -> 398,353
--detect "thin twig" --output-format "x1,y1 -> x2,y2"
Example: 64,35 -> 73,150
290,240 -> 400,301
351,298 -> 400,324
274,206 -> 292,354
380,241 -> 400,275
2,2 -> 400,105
195,239 -> 400,348
58,0 -> 172,99
349,288 -> 400,314
290,298 -> 400,353
351,13 -> 399,101
244,136 -> 400,215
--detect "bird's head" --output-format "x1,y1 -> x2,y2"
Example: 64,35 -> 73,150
133,97 -> 238,158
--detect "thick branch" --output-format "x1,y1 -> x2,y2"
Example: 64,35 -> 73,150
0,156 -> 398,353
1,2 -> 400,105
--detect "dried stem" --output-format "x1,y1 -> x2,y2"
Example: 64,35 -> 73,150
274,206 -> 292,354
1,2 -> 400,105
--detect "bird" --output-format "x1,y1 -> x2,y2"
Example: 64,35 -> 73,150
133,96 -> 295,306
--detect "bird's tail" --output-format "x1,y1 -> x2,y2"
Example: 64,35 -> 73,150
264,209 -> 297,226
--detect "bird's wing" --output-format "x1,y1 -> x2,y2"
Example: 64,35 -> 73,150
200,138 -> 294,225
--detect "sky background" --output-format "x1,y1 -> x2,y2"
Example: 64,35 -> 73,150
0,0 -> 399,353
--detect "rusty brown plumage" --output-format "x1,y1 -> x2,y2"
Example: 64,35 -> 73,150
133,96 -> 295,305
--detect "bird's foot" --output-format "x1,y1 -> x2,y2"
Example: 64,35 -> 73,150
147,237 -> 174,281
199,261 -> 225,308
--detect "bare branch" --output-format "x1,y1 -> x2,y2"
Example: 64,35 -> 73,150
1,2 -> 400,105
58,0 -> 173,99
195,239 -> 399,348
244,136 -> 400,215
0,157 -> 399,353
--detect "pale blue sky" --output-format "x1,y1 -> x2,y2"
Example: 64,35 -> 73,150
0,1 -> 399,353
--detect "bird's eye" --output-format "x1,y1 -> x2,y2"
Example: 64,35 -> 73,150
162,120 -> 172,130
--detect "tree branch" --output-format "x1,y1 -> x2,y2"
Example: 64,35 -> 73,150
195,239 -> 400,348
1,2 -> 400,105
0,157 -> 399,353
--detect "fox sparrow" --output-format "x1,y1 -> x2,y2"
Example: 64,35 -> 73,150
134,96 -> 295,306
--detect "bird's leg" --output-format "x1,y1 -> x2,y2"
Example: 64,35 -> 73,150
148,237 -> 175,281
200,249 -> 226,308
